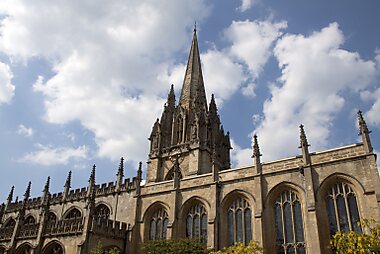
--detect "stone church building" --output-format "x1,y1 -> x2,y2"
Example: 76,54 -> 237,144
0,29 -> 379,254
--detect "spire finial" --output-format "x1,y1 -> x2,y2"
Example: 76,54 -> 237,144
194,21 -> 197,33
24,181 -> 31,201
7,186 -> 14,202
357,110 -> 373,153
299,124 -> 309,148
137,161 -> 143,180
44,176 -> 50,193
252,134 -> 261,158
117,157 -> 124,177
64,171 -> 72,188
89,164 -> 96,185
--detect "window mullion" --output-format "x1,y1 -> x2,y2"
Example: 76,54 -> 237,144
332,187 -> 341,231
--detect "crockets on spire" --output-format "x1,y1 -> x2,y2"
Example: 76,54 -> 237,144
178,27 -> 207,111
299,124 -> 311,165
252,134 -> 262,174
357,110 -> 373,153
7,186 -> 14,205
24,181 -> 31,202
64,171 -> 72,189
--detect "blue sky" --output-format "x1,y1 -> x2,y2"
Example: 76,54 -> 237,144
0,0 -> 379,201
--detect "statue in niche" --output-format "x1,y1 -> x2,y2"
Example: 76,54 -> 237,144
191,120 -> 198,140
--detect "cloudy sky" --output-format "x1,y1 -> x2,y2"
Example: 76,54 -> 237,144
0,0 -> 379,201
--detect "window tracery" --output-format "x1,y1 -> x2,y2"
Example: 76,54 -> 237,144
274,190 -> 305,254
326,181 -> 361,236
186,203 -> 207,244
149,208 -> 168,240
227,197 -> 252,246
64,208 -> 82,220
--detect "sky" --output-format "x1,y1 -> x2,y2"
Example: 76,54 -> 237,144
0,0 -> 379,201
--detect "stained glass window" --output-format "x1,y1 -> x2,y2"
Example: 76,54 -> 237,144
274,190 -> 305,254
149,208 -> 168,240
326,182 -> 361,236
227,197 -> 252,246
186,203 -> 207,244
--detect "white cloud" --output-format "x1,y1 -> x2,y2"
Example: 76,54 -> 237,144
241,83 -> 257,97
225,20 -> 287,78
237,0 -> 257,12
0,61 -> 14,104
202,49 -> 247,104
19,144 -> 88,166
230,139 -> 252,167
254,23 -> 378,161
17,124 -> 34,137
0,1 -> 211,163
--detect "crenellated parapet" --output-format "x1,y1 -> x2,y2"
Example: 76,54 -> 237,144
89,218 -> 128,239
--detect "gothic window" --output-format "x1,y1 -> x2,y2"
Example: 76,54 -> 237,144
42,242 -> 64,254
149,208 -> 168,240
15,244 -> 32,254
326,182 -> 361,236
47,212 -> 57,223
186,203 -> 207,244
95,204 -> 111,224
64,208 -> 82,220
274,190 -> 306,254
24,215 -> 35,225
227,197 -> 252,246
165,167 -> 183,180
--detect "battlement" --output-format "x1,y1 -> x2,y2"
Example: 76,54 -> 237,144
90,218 -> 127,239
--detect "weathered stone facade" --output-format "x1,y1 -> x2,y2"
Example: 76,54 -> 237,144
0,29 -> 379,254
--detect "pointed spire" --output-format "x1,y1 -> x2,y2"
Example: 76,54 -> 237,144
209,94 -> 217,114
117,157 -> 124,178
43,176 -> 50,194
89,164 -> 96,185
358,110 -> 373,153
64,171 -> 72,189
252,134 -> 262,174
137,161 -> 143,180
178,27 -> 207,111
166,84 -> 176,108
299,124 -> 311,165
24,181 -> 31,202
7,186 -> 14,205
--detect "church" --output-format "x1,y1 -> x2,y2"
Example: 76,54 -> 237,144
0,28 -> 379,254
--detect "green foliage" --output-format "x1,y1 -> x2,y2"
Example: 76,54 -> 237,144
330,218 -> 380,254
141,238 -> 210,254
90,241 -> 120,254
212,241 -> 262,254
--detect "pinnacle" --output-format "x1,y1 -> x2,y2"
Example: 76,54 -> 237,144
44,176 -> 50,193
7,186 -> 14,202
118,157 -> 124,177
24,181 -> 31,201
89,164 -> 96,184
252,134 -> 261,158
65,171 -> 72,188
299,124 -> 309,148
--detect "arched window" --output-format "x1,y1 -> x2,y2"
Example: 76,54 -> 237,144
274,190 -> 305,254
42,241 -> 64,254
15,243 -> 32,254
47,212 -> 57,223
149,208 -> 168,240
326,182 -> 361,236
64,208 -> 82,220
227,197 -> 252,246
95,204 -> 111,224
165,167 -> 183,180
24,215 -> 36,225
186,203 -> 207,244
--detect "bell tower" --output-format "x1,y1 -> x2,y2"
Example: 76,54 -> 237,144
147,27 -> 231,183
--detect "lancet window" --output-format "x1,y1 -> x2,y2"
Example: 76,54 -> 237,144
64,208 -> 82,220
47,212 -> 57,223
24,215 -> 36,225
326,181 -> 361,236
186,203 -> 207,244
149,208 -> 168,240
4,218 -> 16,228
227,197 -> 252,246
274,190 -> 306,254
95,204 -> 111,224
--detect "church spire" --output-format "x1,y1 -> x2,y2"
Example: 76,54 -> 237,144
178,27 -> 207,111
